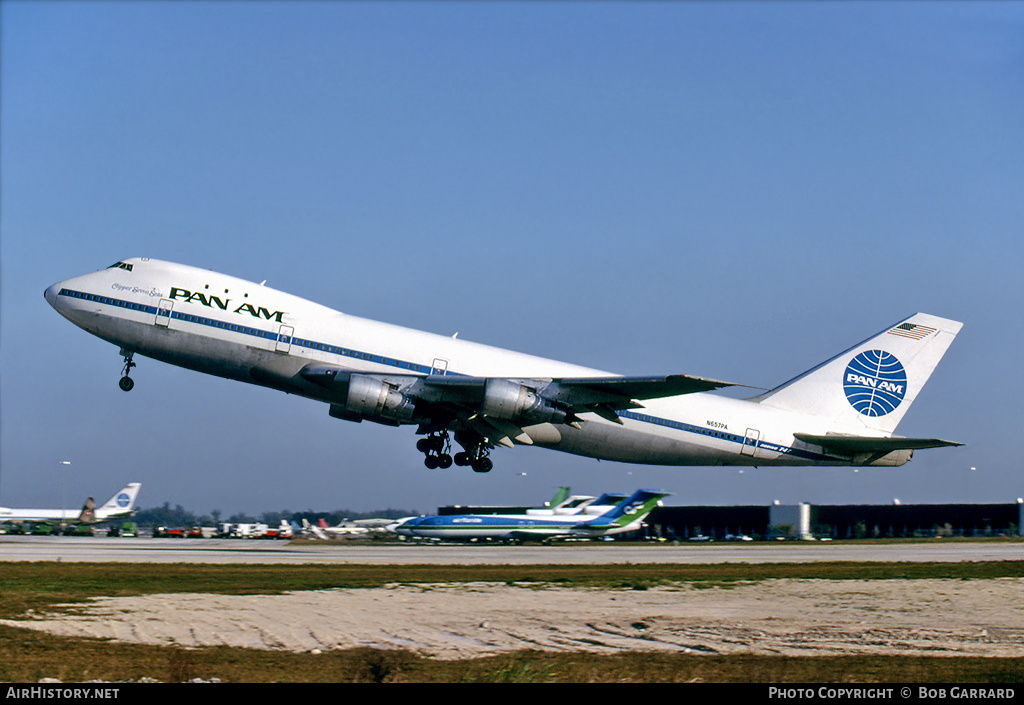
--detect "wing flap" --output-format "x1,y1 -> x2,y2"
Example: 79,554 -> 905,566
465,415 -> 532,447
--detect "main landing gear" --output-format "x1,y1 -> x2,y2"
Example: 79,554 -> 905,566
417,431 -> 452,469
456,445 -> 493,474
417,430 -> 494,473
119,350 -> 136,392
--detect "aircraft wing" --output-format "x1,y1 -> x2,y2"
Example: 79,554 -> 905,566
547,374 -> 734,401
536,374 -> 735,421
301,365 -> 735,445
508,530 -> 551,540
793,433 -> 964,454
302,366 -> 732,402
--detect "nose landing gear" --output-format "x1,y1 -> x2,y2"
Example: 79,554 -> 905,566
119,350 -> 136,392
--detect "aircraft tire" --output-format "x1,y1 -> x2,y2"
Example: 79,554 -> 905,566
119,376 -> 134,392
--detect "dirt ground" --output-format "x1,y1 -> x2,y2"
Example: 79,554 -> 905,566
4,579 -> 1023,659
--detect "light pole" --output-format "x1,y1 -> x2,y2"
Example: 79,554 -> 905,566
59,460 -> 71,528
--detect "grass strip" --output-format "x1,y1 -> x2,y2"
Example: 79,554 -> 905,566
1,561 -> 1022,683
4,560 -> 1024,618
1,625 -> 1022,683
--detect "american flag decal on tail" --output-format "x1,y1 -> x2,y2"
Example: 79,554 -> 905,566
888,322 -> 937,340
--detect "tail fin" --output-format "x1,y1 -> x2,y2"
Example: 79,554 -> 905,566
96,483 -> 141,518
305,519 -> 329,540
755,313 -> 962,434
586,489 -> 669,529
547,486 -> 571,508
77,498 -> 96,524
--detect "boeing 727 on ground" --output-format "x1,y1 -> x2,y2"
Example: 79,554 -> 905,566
46,259 -> 962,473
387,489 -> 669,541
0,483 -> 141,525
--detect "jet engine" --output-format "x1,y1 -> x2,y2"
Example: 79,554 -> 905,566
480,379 -> 569,426
334,374 -> 417,425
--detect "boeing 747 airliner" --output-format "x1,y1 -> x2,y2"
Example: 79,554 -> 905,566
0,483 -> 141,525
46,259 -> 962,473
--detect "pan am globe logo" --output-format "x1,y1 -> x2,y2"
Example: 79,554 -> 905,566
843,350 -> 907,417
115,493 -> 131,508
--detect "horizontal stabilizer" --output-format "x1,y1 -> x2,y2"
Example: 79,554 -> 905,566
793,433 -> 963,454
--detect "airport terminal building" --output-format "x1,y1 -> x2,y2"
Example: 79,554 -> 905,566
645,501 -> 1024,540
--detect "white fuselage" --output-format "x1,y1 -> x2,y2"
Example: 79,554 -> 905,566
0,508 -> 83,523
45,258 -> 909,467
389,491 -> 663,540
0,484 -> 139,524
0,508 -> 133,523
389,512 -> 646,540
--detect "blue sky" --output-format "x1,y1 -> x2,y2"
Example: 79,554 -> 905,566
2,1 -> 1021,516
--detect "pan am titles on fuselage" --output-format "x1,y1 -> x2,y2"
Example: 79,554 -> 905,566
46,258 -> 963,473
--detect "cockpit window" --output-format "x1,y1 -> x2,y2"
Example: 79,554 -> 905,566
107,262 -> 134,272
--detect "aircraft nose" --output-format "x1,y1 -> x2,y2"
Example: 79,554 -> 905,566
44,282 -> 62,308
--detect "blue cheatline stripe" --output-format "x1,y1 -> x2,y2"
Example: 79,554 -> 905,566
59,287 -> 440,373
615,409 -> 825,461
59,288 -> 831,461
413,515 -> 580,529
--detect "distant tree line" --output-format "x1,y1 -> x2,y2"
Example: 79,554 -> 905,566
132,502 -> 417,528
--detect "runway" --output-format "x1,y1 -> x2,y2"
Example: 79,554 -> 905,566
2,535 -> 1021,564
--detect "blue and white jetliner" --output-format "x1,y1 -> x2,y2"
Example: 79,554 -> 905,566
46,259 -> 963,473
0,483 -> 141,525
388,489 -> 670,541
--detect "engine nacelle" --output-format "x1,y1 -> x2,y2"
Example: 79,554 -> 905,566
340,374 -> 417,424
480,379 -> 569,426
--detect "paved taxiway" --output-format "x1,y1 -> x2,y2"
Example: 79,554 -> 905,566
1,535 -> 1021,564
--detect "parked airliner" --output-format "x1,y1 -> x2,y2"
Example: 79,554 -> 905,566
0,483 -> 141,525
387,489 -> 669,541
46,259 -> 962,473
